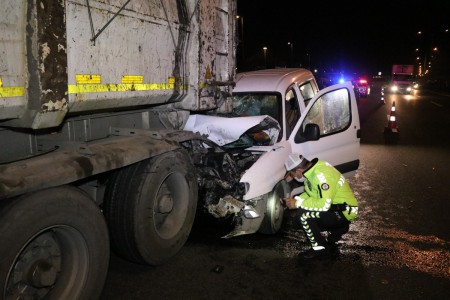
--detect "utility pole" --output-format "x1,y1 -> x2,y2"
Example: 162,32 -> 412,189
263,47 -> 268,68
288,42 -> 293,67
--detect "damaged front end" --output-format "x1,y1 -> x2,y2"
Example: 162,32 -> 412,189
181,114 -> 285,238
180,138 -> 264,235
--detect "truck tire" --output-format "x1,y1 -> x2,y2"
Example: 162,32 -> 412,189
0,186 -> 109,300
258,181 -> 288,235
103,149 -> 198,265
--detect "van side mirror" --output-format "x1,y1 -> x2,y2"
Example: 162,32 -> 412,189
294,123 -> 320,143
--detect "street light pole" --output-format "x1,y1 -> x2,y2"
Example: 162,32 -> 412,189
417,31 -> 429,75
263,47 -> 268,68
288,42 -> 293,67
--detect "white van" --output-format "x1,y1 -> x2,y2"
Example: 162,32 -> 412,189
185,68 -> 361,237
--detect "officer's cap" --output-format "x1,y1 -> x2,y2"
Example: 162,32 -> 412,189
284,153 -> 310,171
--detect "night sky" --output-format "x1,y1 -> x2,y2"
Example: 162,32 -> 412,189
236,0 -> 449,79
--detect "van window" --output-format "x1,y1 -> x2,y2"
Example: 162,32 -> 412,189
299,81 -> 318,106
285,88 -> 300,138
301,88 -> 351,136
232,92 -> 281,123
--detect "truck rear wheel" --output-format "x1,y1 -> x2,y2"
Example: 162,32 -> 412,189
0,186 -> 109,300
258,181 -> 288,234
103,149 -> 198,265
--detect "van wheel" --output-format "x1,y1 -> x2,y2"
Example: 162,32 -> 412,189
258,181 -> 288,234
0,186 -> 109,300
103,149 -> 198,265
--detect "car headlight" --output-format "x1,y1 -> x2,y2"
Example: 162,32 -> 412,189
413,83 -> 419,89
391,86 -> 398,92
406,87 -> 412,92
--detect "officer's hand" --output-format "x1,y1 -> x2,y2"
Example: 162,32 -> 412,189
283,198 -> 297,209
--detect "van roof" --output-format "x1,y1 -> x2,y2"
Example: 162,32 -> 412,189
233,68 -> 315,93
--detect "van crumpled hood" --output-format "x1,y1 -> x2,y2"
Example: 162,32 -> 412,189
184,114 -> 280,146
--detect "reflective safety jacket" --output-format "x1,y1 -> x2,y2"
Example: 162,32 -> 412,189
294,159 -> 358,221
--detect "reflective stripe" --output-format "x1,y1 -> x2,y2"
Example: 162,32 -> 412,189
301,211 -> 322,247
0,82 -> 182,96
317,172 -> 326,184
68,83 -> 175,94
301,198 -> 331,212
346,206 -> 359,215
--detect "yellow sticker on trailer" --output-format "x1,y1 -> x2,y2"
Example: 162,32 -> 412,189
122,75 -> 143,84
76,74 -> 101,84
0,87 -> 25,98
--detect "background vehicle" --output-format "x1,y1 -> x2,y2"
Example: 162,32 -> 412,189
354,78 -> 370,98
387,64 -> 415,94
0,0 -> 236,298
317,72 -> 354,88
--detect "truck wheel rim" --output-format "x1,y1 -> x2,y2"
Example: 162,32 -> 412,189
154,172 -> 190,239
5,226 -> 89,299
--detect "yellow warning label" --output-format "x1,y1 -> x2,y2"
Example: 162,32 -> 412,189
0,77 -> 2,87
122,75 -> 143,84
0,87 -> 25,98
168,77 -> 175,84
76,74 -> 101,84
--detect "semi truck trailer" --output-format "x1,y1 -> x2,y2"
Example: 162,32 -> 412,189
0,0 -> 237,298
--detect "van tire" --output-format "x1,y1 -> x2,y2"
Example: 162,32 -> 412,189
258,181 -> 288,234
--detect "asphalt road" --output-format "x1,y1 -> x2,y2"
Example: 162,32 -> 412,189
101,84 -> 450,299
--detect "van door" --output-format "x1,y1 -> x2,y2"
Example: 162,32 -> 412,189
288,82 -> 361,176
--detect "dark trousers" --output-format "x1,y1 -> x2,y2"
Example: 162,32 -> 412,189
297,208 -> 350,248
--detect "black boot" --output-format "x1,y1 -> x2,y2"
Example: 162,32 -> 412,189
326,241 -> 341,257
298,247 -> 330,261
327,224 -> 349,244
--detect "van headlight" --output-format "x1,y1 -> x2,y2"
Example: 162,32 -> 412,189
239,182 -> 249,194
391,85 -> 398,92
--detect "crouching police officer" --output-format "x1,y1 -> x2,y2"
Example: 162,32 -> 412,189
283,153 -> 358,261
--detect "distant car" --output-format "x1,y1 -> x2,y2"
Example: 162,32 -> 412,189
354,78 -> 370,98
